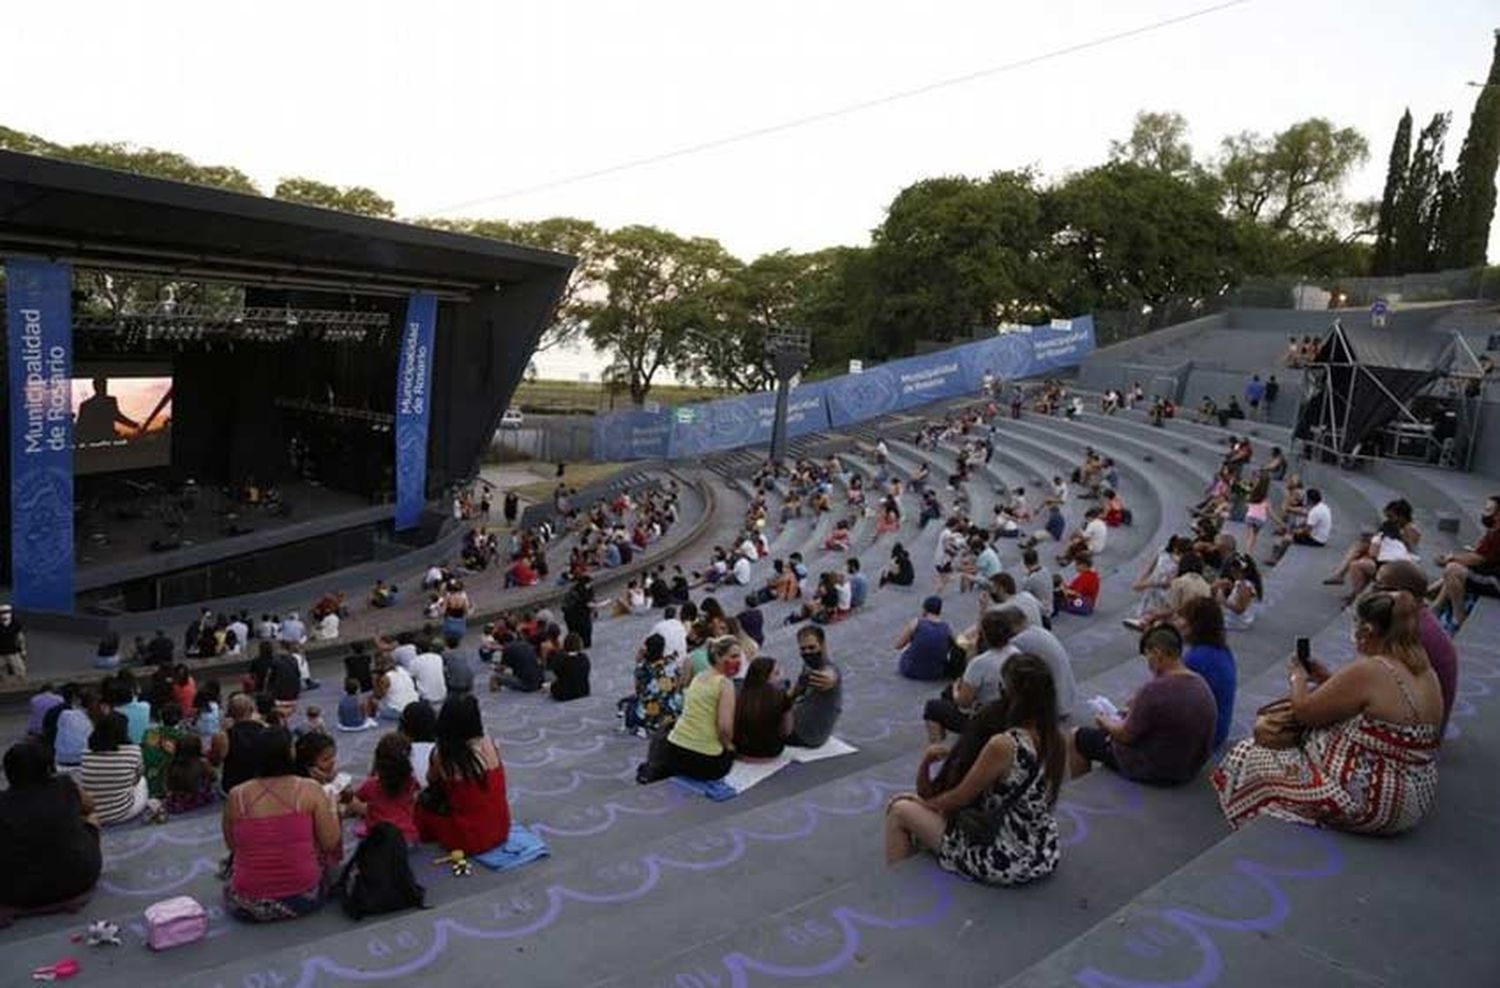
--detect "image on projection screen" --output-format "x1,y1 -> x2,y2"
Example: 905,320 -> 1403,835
69,368 -> 174,475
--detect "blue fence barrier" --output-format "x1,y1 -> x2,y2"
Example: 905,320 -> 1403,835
592,315 -> 1094,460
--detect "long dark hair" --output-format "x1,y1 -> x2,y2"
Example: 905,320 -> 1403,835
373,732 -> 415,798
735,657 -> 786,739
435,694 -> 488,786
934,655 -> 1064,807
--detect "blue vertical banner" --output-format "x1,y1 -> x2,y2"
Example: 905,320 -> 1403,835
6,258 -> 75,611
394,292 -> 437,532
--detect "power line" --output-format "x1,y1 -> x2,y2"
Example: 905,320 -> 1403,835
425,0 -> 1252,215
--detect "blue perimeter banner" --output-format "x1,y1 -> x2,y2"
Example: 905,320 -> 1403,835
592,315 -> 1094,459
593,408 -> 672,462
667,381 -> 833,458
395,293 -> 437,532
6,258 -> 75,611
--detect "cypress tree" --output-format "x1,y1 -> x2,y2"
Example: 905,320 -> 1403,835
1444,29 -> 1500,267
1392,113 -> 1450,273
1371,109 -> 1413,275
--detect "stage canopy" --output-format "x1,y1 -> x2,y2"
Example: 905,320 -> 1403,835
1293,319 -> 1455,457
0,150 -> 571,298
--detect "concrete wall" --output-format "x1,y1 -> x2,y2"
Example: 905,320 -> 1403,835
1467,400 -> 1500,480
1182,368 -> 1303,427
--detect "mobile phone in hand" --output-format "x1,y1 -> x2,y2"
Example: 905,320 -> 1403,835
1294,637 -> 1312,672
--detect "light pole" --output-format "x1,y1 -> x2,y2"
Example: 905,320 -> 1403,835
766,326 -> 811,467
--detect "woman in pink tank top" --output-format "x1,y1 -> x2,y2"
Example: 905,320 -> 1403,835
221,727 -> 343,922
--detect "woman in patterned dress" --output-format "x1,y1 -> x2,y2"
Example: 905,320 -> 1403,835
884,655 -> 1064,885
1213,590 -> 1441,835
622,634 -> 684,737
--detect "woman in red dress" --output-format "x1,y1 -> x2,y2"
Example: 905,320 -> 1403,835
415,695 -> 511,854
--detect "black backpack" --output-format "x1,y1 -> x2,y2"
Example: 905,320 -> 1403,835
336,822 -> 426,920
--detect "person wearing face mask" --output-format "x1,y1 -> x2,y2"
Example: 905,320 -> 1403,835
0,605 -> 28,687
1429,495 -> 1500,634
786,626 -> 843,749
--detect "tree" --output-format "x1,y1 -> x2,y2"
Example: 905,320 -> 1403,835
1046,162 -> 1238,317
273,177 -> 395,217
867,171 -> 1047,357
1218,118 -> 1369,235
1109,110 -> 1196,178
586,226 -> 738,405
0,124 -> 261,194
1371,109 -> 1414,275
1391,113 -> 1451,274
428,216 -> 609,353
1443,30 -> 1500,267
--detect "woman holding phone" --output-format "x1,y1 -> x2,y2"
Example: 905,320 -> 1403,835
1212,591 -> 1442,835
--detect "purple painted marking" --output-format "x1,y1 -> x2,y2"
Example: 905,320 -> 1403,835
103,825 -> 223,862
718,866 -> 956,986
531,793 -> 685,838
1072,825 -> 1345,988
99,856 -> 220,896
282,777 -> 919,987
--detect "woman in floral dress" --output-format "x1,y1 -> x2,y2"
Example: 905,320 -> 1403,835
1213,590 -> 1441,835
623,633 -> 684,737
885,655 -> 1064,885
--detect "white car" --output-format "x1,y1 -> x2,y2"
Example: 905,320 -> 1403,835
500,408 -> 524,429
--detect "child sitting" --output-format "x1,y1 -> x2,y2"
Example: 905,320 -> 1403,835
164,734 -> 217,814
338,678 -> 379,731
142,703 -> 190,800
300,705 -> 328,737
349,733 -> 420,844
193,681 -> 222,742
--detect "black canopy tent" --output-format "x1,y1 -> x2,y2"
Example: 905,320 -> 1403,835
1294,318 -> 1464,464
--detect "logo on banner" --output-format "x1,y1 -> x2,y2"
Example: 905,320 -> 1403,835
7,258 -> 75,611
394,293 -> 436,531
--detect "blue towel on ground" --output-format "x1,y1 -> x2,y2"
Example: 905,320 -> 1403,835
472,823 -> 551,871
671,776 -> 738,802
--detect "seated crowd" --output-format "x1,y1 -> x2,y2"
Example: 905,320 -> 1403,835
0,392 -> 1487,934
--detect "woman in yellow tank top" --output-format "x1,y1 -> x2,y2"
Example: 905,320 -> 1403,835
637,639 -> 740,783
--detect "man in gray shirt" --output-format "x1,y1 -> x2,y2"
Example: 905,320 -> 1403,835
787,626 -> 842,748
1021,547 -> 1056,620
1006,611 -> 1078,720
441,633 -> 477,697
923,609 -> 1018,741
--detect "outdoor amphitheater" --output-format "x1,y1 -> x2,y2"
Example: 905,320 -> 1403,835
2,152 -> 1499,988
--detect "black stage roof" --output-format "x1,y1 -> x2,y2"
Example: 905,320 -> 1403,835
0,149 -> 574,298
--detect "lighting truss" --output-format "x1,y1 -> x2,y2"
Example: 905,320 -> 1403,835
74,303 -> 390,344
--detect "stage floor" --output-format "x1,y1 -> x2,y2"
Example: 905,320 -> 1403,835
73,481 -> 376,575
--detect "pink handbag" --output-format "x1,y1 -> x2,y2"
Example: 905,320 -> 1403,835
144,896 -> 208,950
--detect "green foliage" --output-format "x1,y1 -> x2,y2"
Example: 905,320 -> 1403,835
1048,162 -> 1237,313
1218,118 -> 1369,235
1109,111 -> 1197,179
867,171 -> 1047,356
1390,113 -> 1451,274
1371,109 -> 1413,275
1443,32 -> 1500,267
585,226 -> 737,404
426,216 -> 609,352
273,177 -> 395,217
0,123 -> 260,194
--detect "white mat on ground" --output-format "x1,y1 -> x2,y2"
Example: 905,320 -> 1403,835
720,737 -> 859,794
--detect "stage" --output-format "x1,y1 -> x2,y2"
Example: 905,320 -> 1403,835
68,480 -> 438,619
2,148 -> 576,634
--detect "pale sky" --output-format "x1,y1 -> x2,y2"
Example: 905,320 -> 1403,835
9,1 -> 1500,378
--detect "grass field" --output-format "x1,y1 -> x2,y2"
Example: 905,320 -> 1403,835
511,378 -> 731,413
